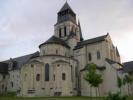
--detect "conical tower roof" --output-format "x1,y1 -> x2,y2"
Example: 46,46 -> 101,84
78,20 -> 84,41
59,2 -> 75,14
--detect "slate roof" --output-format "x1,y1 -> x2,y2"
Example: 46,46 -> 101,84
2,52 -> 39,70
74,34 -> 108,50
0,62 -> 8,74
78,20 -> 84,41
123,61 -> 133,73
39,36 -> 70,49
58,2 -> 75,14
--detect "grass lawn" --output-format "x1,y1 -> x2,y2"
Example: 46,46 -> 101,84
0,96 -> 102,100
0,96 -> 133,100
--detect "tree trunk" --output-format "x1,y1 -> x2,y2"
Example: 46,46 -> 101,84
90,86 -> 92,100
128,84 -> 130,96
95,87 -> 97,97
120,87 -> 121,94
98,87 -> 100,97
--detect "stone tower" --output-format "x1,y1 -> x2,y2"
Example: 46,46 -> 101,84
54,2 -> 83,49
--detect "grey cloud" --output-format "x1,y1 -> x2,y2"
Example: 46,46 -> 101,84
0,0 -> 133,62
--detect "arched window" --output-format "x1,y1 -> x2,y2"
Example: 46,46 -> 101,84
56,50 -> 58,54
36,74 -> 40,81
75,28 -> 77,33
59,28 -> 62,38
53,74 -> 55,81
97,51 -> 101,59
31,64 -> 34,68
24,73 -> 27,81
43,50 -> 45,55
71,65 -> 73,81
3,75 -> 6,80
64,26 -> 67,36
45,63 -> 49,81
2,84 -> 4,89
88,53 -> 92,61
10,82 -> 13,88
62,73 -> 66,80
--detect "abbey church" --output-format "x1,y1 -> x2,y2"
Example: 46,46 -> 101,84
0,2 -> 123,97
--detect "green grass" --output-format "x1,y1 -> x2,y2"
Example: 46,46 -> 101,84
0,96 -> 102,100
0,96 -> 133,100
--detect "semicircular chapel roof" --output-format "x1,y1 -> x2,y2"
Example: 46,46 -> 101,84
39,36 -> 70,49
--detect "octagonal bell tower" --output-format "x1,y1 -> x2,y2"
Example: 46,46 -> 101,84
54,2 -> 84,44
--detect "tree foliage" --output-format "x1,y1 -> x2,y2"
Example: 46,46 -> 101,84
84,63 -> 103,96
105,92 -> 127,100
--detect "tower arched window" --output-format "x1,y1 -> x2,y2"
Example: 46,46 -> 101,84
64,26 -> 67,36
59,28 -> 62,38
45,63 -> 49,81
97,51 -> 101,60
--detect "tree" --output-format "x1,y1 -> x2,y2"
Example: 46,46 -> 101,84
123,74 -> 133,95
105,92 -> 127,100
84,63 -> 103,97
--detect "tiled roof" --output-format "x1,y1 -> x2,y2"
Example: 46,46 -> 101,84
58,2 -> 75,14
39,36 -> 70,49
2,52 -> 39,70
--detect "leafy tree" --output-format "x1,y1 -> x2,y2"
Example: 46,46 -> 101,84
84,63 -> 103,97
105,92 -> 127,100
123,74 -> 133,95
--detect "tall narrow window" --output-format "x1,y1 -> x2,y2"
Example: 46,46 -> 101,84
59,28 -> 62,38
56,50 -> 58,54
53,74 -> 55,81
88,53 -> 92,61
10,82 -> 13,88
3,75 -> 6,80
64,26 -> 67,36
71,65 -> 73,81
31,64 -> 34,68
45,63 -> 49,81
36,74 -> 40,81
97,51 -> 101,60
2,84 -> 4,89
24,73 -> 27,81
43,50 -> 45,55
62,73 -> 66,80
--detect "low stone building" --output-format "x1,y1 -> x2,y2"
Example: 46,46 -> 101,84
0,62 -> 8,94
122,61 -> 133,95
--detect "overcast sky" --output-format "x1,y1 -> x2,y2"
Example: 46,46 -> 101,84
0,0 -> 133,62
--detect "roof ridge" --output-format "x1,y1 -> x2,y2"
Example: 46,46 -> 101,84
82,34 -> 107,43
39,35 -> 70,48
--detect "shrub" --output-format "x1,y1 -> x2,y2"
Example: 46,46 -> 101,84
105,92 -> 127,100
